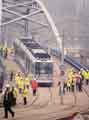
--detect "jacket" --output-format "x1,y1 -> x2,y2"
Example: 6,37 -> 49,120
3,91 -> 14,107
31,80 -> 38,90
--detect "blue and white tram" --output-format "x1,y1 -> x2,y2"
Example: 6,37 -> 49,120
13,38 -> 53,86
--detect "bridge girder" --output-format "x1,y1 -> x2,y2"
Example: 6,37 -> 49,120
1,0 -> 62,51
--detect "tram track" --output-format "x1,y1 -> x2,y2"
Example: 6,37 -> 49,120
36,87 -> 89,120
13,83 -> 89,120
1,55 -> 89,119
16,87 -> 52,111
1,86 -> 89,120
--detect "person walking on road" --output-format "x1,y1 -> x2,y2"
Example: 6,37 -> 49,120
23,86 -> 28,105
11,86 -> 18,106
3,84 -> 15,119
31,78 -> 38,96
25,76 -> 30,89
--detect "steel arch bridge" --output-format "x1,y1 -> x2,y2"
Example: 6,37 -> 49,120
0,0 -> 62,52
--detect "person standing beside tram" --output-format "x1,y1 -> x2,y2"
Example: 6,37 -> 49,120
18,77 -> 24,94
25,76 -> 30,89
22,85 -> 29,105
31,77 -> 38,96
15,72 -> 21,88
11,86 -> 18,106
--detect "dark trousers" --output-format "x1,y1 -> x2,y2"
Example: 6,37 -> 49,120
4,106 -> 14,118
19,88 -> 22,94
86,79 -> 89,85
24,97 -> 27,105
12,98 -> 16,106
33,89 -> 36,96
67,86 -> 71,92
71,85 -> 74,92
77,83 -> 82,92
63,83 -> 67,94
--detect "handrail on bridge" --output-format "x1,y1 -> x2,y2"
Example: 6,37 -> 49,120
51,48 -> 88,71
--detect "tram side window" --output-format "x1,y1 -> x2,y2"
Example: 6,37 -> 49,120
39,63 -> 53,74
45,63 -> 53,74
35,62 -> 40,74
35,62 -> 53,75
31,63 -> 35,74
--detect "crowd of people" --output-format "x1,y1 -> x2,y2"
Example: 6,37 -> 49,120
60,68 -> 89,94
0,46 -> 89,119
2,72 -> 38,119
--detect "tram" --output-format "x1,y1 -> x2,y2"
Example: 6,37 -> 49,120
13,37 -> 53,86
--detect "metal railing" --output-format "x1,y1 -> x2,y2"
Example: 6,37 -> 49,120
51,48 -> 88,71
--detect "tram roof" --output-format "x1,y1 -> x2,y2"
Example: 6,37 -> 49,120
14,38 -> 51,61
24,42 -> 41,49
31,49 -> 50,59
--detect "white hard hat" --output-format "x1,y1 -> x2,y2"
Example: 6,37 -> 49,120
5,84 -> 10,88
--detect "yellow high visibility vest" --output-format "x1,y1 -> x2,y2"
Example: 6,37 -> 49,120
82,70 -> 86,78
84,72 -> 89,79
15,76 -> 20,85
25,77 -> 29,85
18,79 -> 24,89
13,88 -> 18,98
23,88 -> 28,97
87,71 -> 89,79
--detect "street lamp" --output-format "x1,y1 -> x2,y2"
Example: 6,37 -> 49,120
59,30 -> 65,105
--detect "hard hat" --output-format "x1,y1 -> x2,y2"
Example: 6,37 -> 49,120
33,76 -> 36,80
80,68 -> 84,71
5,84 -> 10,88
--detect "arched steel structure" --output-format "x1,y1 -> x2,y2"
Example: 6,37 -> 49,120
35,0 -> 62,51
1,0 -> 62,51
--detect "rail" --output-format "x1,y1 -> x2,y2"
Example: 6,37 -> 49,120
65,55 -> 88,70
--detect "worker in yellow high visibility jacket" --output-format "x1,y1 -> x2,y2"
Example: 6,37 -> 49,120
80,69 -> 86,79
84,70 -> 89,85
25,77 -> 30,89
11,86 -> 18,106
28,73 -> 33,84
15,73 -> 21,88
23,86 -> 29,105
67,79 -> 71,92
18,77 -> 24,94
